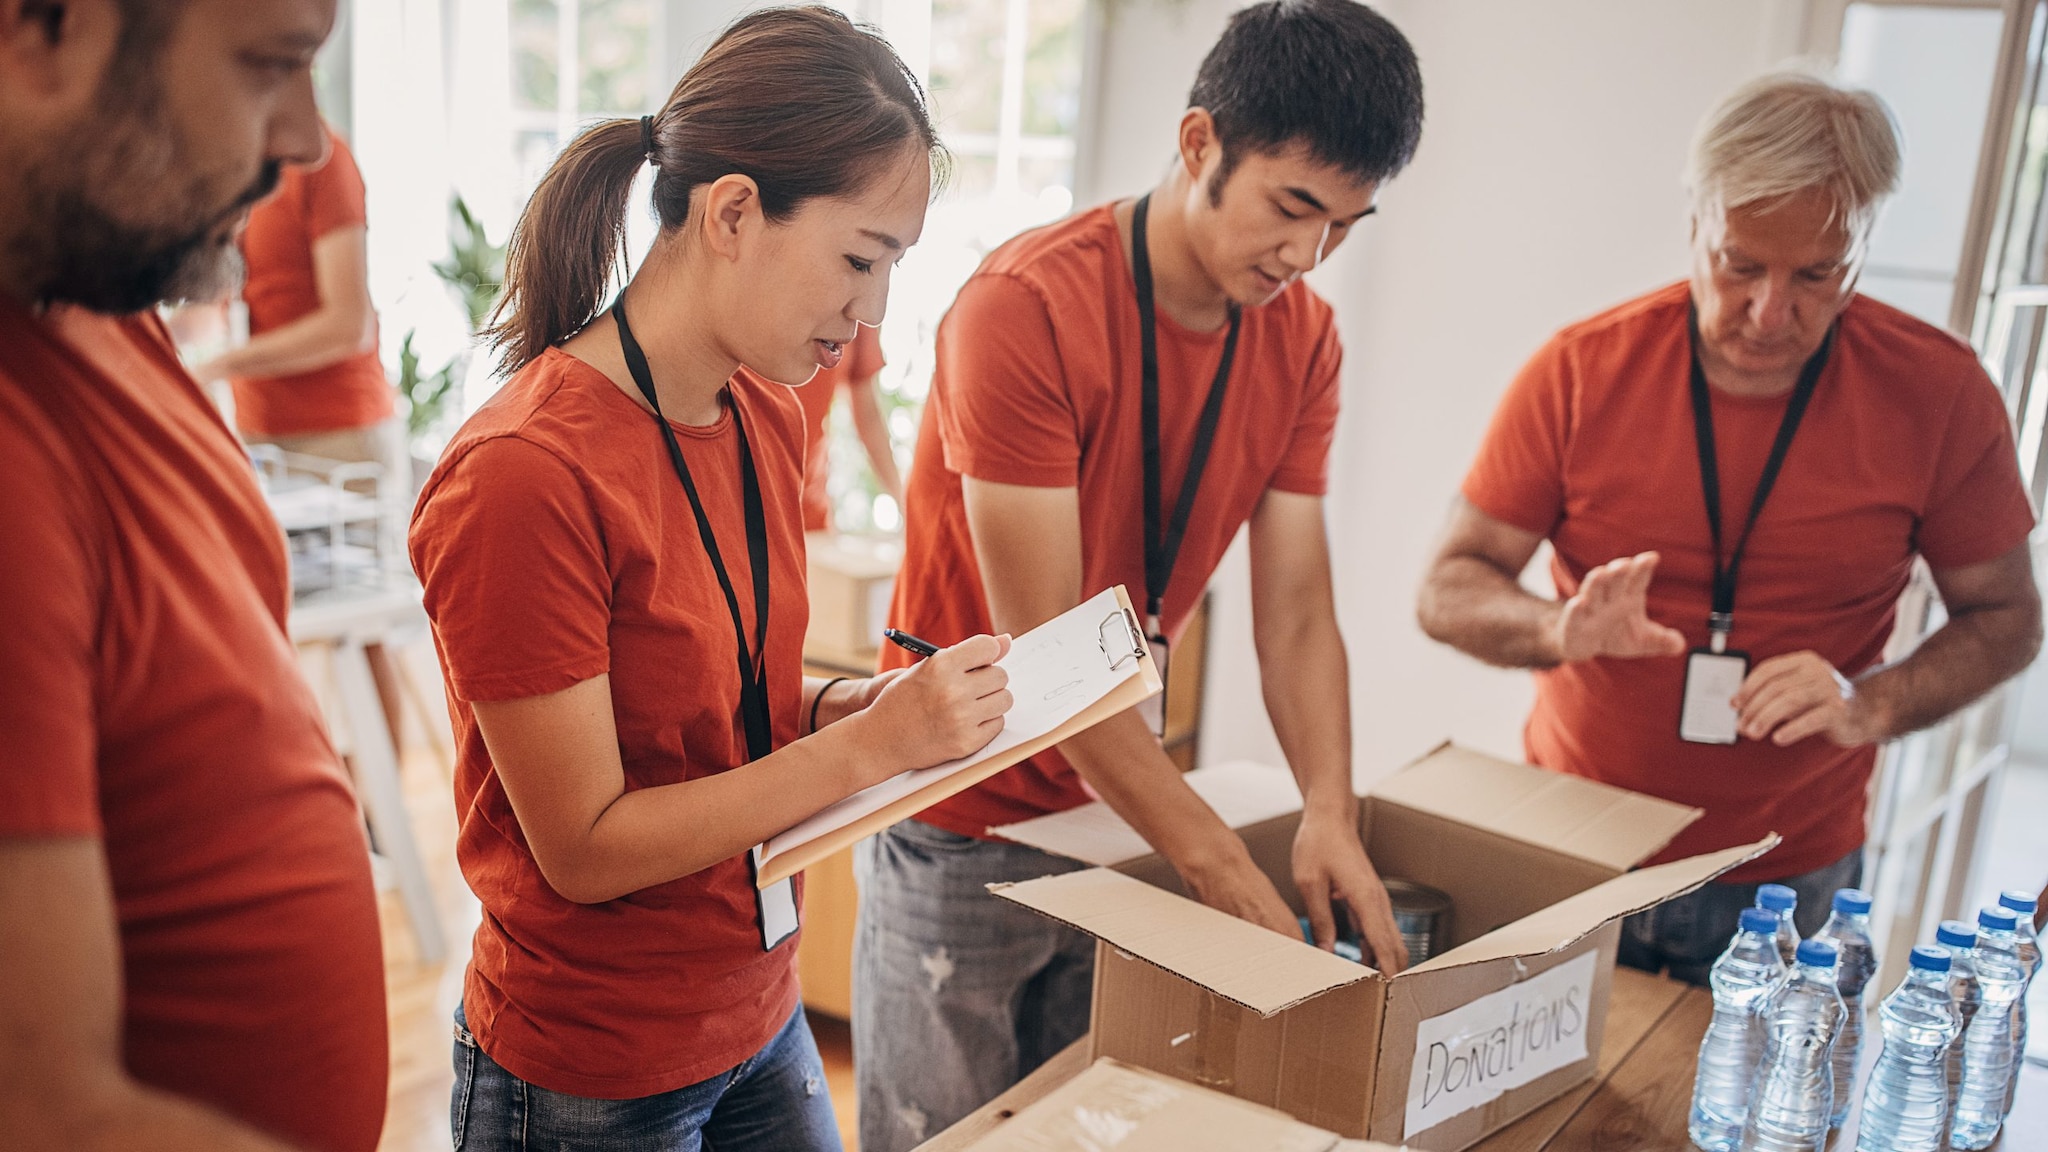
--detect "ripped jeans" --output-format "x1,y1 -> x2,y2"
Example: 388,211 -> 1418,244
450,1002 -> 840,1151
852,819 -> 1096,1152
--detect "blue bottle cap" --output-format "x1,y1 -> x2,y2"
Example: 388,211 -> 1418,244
1739,907 -> 1780,936
1832,888 -> 1872,915
1999,889 -> 2039,914
1796,938 -> 1839,967
1756,883 -> 1798,912
1909,945 -> 1952,973
1979,906 -> 2019,932
1937,920 -> 1978,949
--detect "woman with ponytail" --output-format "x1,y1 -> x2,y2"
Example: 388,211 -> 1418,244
408,9 -> 1008,1148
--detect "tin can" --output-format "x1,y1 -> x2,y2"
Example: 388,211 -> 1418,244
1383,878 -> 1453,964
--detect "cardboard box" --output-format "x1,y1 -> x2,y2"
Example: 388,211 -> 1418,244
804,531 -> 899,670
988,744 -> 1776,1151
957,1056 -> 1401,1152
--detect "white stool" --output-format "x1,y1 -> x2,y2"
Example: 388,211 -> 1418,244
292,586 -> 446,964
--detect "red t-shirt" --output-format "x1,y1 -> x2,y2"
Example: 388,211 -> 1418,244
231,126 -> 395,437
0,302 -> 387,1151
1461,282 -> 2037,881
795,323 -> 886,532
410,348 -> 810,1099
886,203 -> 1343,837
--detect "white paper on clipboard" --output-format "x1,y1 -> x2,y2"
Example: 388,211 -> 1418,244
755,585 -> 1161,887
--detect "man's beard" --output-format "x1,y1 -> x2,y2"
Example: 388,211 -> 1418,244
28,158 -> 278,314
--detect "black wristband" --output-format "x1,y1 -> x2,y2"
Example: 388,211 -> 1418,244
810,677 -> 851,735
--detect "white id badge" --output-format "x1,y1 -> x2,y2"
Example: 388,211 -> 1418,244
1137,633 -> 1170,739
1680,648 -> 1750,745
751,845 -> 799,951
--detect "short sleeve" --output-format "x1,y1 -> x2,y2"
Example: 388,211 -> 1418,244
410,437 -> 613,702
1916,367 -> 2038,569
934,274 -> 1080,487
1460,336 -> 1573,536
302,134 -> 369,241
846,323 -> 886,383
0,399 -> 101,836
1269,320 -> 1342,495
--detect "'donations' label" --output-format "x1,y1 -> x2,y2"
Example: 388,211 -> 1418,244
1403,950 -> 1596,1136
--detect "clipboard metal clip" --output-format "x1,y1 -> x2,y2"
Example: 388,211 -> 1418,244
1098,608 -> 1147,671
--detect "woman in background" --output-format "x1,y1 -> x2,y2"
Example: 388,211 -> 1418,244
409,9 -> 1009,1149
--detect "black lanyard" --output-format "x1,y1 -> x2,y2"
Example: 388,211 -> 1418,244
1132,192 -> 1241,634
1686,305 -> 1833,653
611,299 -> 774,763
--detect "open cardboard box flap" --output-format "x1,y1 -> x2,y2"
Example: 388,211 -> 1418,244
1369,743 -> 1705,873
988,868 -> 1374,1016
1409,834 -> 1780,973
990,760 -> 1302,865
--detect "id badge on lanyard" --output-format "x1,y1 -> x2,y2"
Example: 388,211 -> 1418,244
614,298 -> 796,952
1676,306 -> 1831,745
1680,633 -> 1748,746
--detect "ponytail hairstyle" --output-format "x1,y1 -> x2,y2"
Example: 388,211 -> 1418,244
486,5 -> 944,372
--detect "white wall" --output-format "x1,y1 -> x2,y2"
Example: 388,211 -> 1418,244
1078,0 -> 1810,785
1837,4 -> 2005,327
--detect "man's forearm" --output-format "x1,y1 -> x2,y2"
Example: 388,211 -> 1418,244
1853,602 -> 2043,741
199,310 -> 370,382
1056,709 -> 1251,877
848,384 -> 903,501
1418,556 -> 1566,669
4,1077 -> 299,1152
1257,609 -> 1355,817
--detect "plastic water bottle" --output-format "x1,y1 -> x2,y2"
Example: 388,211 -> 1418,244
1855,946 -> 1961,1152
1951,906 -> 2025,1149
1811,887 -> 1877,1128
1690,907 -> 1788,1152
1740,938 -> 1844,1152
1757,884 -> 1801,968
1935,919 -> 1980,1148
1998,889 -> 2039,1116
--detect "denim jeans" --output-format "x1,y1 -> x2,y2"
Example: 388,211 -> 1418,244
1617,847 -> 1865,986
450,1002 -> 840,1151
852,819 -> 1096,1152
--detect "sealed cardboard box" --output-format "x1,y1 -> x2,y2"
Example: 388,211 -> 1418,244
988,744 -> 1775,1151
804,531 -> 900,670
955,1056 -> 1400,1152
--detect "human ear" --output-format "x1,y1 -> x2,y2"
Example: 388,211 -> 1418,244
697,173 -> 762,262
0,0 -> 121,110
1176,108 -> 1219,182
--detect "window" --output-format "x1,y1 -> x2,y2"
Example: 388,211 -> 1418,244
509,0 -> 660,196
826,0 -> 1090,533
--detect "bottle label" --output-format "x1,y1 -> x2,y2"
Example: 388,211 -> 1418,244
1405,951 -> 1597,1137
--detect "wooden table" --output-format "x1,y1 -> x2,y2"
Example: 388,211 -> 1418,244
918,966 -> 2045,1150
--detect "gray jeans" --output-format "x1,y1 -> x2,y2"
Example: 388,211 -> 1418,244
852,820 -> 1096,1152
1617,847 -> 1865,986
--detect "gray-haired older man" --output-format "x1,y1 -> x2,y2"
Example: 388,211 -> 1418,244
1417,72 -> 2040,984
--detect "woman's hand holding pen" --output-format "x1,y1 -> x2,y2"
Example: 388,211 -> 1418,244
842,634 -> 1014,784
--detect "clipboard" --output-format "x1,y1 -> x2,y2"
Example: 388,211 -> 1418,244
755,585 -> 1162,888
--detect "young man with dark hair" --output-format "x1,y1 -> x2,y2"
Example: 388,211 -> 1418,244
0,2 -> 388,1150
854,4 -> 1424,1148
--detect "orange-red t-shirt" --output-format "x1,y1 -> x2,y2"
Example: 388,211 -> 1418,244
886,203 -> 1343,838
1461,281 -> 2037,882
231,126 -> 395,438
409,348 -> 810,1099
0,302 -> 387,1151
795,323 -> 885,531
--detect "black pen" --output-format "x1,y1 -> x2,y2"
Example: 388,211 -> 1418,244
883,628 -> 941,659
